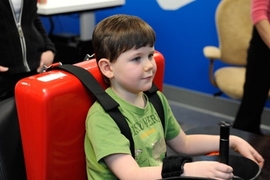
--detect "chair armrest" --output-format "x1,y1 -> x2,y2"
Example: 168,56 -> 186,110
203,46 -> 221,60
203,46 -> 221,87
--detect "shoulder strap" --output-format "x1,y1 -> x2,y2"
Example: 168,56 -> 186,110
54,64 -> 164,158
144,84 -> 165,130
55,64 -> 135,158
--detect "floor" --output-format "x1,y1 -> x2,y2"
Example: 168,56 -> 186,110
168,100 -> 270,179
168,100 -> 270,135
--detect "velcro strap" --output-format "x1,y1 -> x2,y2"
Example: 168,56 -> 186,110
161,155 -> 192,178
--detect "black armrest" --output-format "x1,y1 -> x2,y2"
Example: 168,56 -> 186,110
0,97 -> 26,180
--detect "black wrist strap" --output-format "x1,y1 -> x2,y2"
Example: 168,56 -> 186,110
161,155 -> 192,178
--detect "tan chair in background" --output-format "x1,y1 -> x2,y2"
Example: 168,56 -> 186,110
203,0 -> 270,99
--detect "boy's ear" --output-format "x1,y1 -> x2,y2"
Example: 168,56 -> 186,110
98,58 -> 114,78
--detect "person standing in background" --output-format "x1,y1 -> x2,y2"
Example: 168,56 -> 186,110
0,0 -> 56,101
233,0 -> 270,135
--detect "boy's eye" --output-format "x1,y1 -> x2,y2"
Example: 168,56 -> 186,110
149,53 -> 154,60
132,57 -> 141,62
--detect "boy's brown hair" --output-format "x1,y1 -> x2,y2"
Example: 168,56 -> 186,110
92,14 -> 156,63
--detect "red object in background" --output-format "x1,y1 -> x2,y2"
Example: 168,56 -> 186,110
37,0 -> 47,4
15,51 -> 165,180
206,151 -> 220,156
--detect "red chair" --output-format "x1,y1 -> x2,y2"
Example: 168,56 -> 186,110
15,51 -> 165,180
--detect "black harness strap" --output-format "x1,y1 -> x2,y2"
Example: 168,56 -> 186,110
55,64 -> 164,158
145,84 -> 165,131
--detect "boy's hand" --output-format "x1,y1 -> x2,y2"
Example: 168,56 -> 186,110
183,161 -> 233,180
230,136 -> 264,168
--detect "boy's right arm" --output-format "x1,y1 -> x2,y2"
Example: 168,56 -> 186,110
104,153 -> 234,180
182,161 -> 233,179
104,153 -> 162,180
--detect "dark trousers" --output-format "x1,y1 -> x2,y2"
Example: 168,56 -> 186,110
0,70 -> 37,101
233,27 -> 270,134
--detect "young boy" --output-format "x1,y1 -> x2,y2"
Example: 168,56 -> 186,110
84,14 -> 264,180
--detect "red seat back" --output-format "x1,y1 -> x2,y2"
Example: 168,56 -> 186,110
15,51 -> 165,180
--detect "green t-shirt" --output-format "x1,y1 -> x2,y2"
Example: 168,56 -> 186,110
84,87 -> 181,180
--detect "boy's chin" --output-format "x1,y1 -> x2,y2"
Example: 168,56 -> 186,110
142,83 -> 153,91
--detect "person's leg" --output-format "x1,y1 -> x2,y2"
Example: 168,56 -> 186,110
0,71 -> 37,101
0,76 -> 18,101
233,28 -> 270,135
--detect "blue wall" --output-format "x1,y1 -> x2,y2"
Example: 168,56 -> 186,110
95,0 -> 221,94
42,0 -> 238,101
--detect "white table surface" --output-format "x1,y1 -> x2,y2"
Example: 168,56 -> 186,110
37,0 -> 125,15
37,0 -> 125,41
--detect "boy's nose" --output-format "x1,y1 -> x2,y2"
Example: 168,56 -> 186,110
144,60 -> 154,71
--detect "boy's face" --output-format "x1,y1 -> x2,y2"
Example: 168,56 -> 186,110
109,46 -> 157,94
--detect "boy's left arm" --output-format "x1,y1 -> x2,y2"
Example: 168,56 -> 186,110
229,135 -> 264,168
